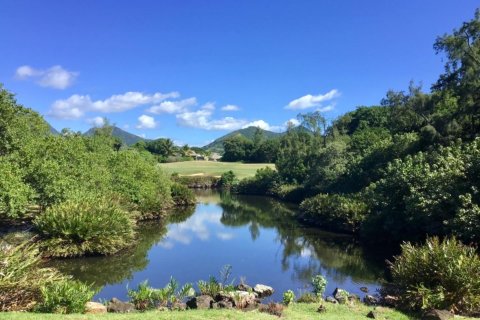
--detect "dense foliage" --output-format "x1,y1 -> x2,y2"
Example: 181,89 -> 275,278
388,237 -> 480,315
235,10 -> 480,247
221,128 -> 280,163
35,279 -> 95,314
34,193 -> 136,257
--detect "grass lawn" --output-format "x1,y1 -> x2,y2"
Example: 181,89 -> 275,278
2,303 -> 417,320
159,161 -> 275,179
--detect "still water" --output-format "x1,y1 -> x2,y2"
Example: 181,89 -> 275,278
48,190 -> 385,301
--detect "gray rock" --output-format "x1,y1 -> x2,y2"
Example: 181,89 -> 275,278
422,309 -> 454,320
360,287 -> 369,293
367,310 -> 379,319
363,294 -> 379,306
85,302 -> 107,314
170,302 -> 187,311
212,300 -> 233,309
107,298 -> 135,313
236,283 -> 252,292
325,296 -> 338,304
333,288 -> 349,304
253,284 -> 274,297
382,295 -> 399,307
317,304 -> 327,313
186,295 -> 214,309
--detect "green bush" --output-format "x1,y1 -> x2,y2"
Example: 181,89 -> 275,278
282,290 -> 295,306
388,237 -> 480,315
35,279 -> 95,314
34,193 -> 136,257
0,158 -> 35,219
311,274 -> 328,298
296,292 -> 319,303
219,170 -> 238,189
170,183 -> 196,206
128,279 -> 194,310
236,167 -> 280,195
300,194 -> 368,233
0,242 -> 64,311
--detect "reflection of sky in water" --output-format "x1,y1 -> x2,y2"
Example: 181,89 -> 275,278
57,196 -> 384,302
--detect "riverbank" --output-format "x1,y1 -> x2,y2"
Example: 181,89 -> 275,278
1,303 -> 417,320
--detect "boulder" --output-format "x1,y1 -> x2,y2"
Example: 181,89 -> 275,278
107,298 -> 135,313
422,309 -> 454,320
360,287 -> 369,293
364,294 -> 379,306
212,300 -> 233,309
382,295 -> 399,307
317,304 -> 327,313
84,302 -> 107,314
253,284 -> 274,297
170,302 -> 187,311
333,288 -> 349,304
367,310 -> 379,319
325,296 -> 338,304
236,283 -> 252,292
186,295 -> 214,309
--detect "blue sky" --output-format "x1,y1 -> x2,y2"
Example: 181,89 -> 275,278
0,1 -> 478,146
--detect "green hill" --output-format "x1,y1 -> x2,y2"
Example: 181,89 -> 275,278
202,126 -> 282,153
84,126 -> 147,146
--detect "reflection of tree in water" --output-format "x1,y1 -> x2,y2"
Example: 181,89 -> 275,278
46,206 -> 195,288
219,193 -> 384,284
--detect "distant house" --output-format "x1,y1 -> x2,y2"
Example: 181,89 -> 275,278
210,153 -> 222,161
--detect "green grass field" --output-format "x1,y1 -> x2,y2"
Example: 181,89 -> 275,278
1,303 -> 417,320
159,161 -> 275,179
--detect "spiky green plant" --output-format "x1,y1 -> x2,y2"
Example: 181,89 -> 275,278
34,192 -> 136,257
35,279 -> 95,314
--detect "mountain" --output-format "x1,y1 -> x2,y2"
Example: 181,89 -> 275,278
84,126 -> 147,146
202,126 -> 282,153
48,123 -> 60,135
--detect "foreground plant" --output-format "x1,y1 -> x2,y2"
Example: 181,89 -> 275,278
388,236 -> 480,315
128,278 -> 194,310
34,192 -> 136,257
35,279 -> 95,314
312,274 -> 327,298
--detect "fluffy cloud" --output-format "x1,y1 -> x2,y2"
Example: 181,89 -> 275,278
221,104 -> 240,111
286,89 -> 339,110
49,91 -> 179,119
177,103 -> 248,131
136,115 -> 157,129
15,65 -> 78,89
147,97 -> 197,114
87,116 -> 105,127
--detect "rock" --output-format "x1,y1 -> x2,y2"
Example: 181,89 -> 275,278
253,284 -> 274,297
333,288 -> 349,304
367,310 -> 379,319
317,304 -> 327,313
348,294 -> 360,302
186,295 -> 214,309
382,295 -> 399,307
170,302 -> 187,311
212,300 -> 233,309
325,296 -> 338,304
422,309 -> 454,320
360,287 -> 369,293
364,294 -> 379,306
107,298 -> 135,313
84,302 -> 107,314
232,291 -> 257,308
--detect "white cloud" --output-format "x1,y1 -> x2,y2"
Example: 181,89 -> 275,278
49,91 -> 179,119
136,115 -> 157,129
87,116 -> 105,127
176,103 -> 249,131
285,118 -> 301,127
147,97 -> 197,114
286,89 -> 340,110
221,104 -> 240,111
15,65 -> 78,89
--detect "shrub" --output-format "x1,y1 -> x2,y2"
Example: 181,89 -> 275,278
388,237 -> 480,315
300,194 -> 368,233
0,158 -> 35,219
259,302 -> 284,317
197,276 -> 222,297
170,183 -> 196,206
296,292 -> 319,303
235,167 -> 280,195
34,193 -> 136,257
128,279 -> 194,310
312,274 -> 328,298
35,279 -> 95,314
282,290 -> 295,306
219,170 -> 238,189
273,184 -> 309,203
0,242 -> 64,311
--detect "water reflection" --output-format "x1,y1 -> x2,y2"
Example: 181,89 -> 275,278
47,190 -> 385,300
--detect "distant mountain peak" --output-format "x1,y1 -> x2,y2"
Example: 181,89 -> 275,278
84,126 -> 147,146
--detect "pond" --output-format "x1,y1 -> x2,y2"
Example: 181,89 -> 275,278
47,190 -> 386,301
